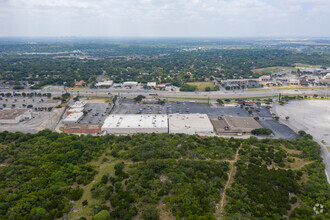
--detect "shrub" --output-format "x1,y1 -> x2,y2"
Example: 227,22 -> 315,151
251,128 -> 272,135
141,206 -> 159,220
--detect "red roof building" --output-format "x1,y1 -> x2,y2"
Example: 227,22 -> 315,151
74,79 -> 86,86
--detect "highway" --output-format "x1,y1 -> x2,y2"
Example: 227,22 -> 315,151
38,86 -> 329,100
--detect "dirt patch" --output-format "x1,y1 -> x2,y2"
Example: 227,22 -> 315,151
287,157 -> 313,170
288,193 -> 300,216
86,98 -> 110,103
283,147 -> 302,155
158,198 -> 175,220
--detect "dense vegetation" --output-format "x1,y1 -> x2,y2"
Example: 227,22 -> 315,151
1,40 -> 330,89
225,136 -> 330,219
0,131 -> 329,219
251,128 -> 273,135
0,130 -> 111,219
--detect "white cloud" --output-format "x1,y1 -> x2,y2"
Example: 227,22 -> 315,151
0,0 -> 329,37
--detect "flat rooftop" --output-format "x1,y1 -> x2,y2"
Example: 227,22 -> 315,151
211,116 -> 262,134
168,114 -> 214,134
0,109 -> 29,119
63,112 -> 84,123
102,114 -> 168,129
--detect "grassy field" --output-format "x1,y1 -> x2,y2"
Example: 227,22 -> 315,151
295,64 -> 321,68
252,66 -> 296,74
186,81 -> 215,91
86,98 -> 111,103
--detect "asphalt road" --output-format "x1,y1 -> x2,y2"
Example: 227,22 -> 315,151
35,87 -> 329,100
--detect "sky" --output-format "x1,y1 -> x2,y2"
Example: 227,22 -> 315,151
0,0 -> 329,37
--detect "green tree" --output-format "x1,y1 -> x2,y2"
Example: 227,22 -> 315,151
94,210 -> 110,220
141,206 -> 160,220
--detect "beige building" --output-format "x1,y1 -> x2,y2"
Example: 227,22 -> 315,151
102,114 -> 168,134
168,114 -> 214,135
0,109 -> 32,124
211,116 -> 262,135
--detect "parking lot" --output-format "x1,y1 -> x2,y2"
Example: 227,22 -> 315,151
113,100 -> 250,118
0,95 -> 55,109
257,106 -> 272,118
79,103 -> 111,124
258,119 -> 300,140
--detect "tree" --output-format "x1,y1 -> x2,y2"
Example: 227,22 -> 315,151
180,84 -> 197,92
298,130 -> 306,136
94,210 -> 110,220
134,95 -> 146,102
205,86 -> 211,91
73,96 -> 80,102
252,128 -> 272,135
141,206 -> 160,220
216,99 -> 224,105
33,207 -> 47,219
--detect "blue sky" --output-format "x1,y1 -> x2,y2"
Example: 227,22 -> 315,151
0,0 -> 329,37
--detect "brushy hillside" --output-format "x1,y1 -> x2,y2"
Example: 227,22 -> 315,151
0,131 -> 328,219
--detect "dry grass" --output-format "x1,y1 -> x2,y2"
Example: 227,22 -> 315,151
282,147 -> 302,155
186,82 -> 215,91
86,98 -> 111,103
286,157 -> 313,170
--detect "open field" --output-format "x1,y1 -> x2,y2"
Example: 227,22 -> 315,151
252,66 -> 296,74
294,64 -> 322,68
85,98 -> 110,103
186,81 -> 215,91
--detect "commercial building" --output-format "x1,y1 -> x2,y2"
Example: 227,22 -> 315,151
319,73 -> 330,85
0,109 -> 32,124
102,114 -> 168,134
113,83 -> 123,88
67,107 -> 84,115
147,82 -> 157,88
299,76 -> 308,85
95,80 -> 113,88
70,101 -> 87,109
63,112 -> 84,124
168,114 -> 214,135
74,79 -> 86,86
64,123 -> 101,134
211,116 -> 262,135
123,81 -> 138,87
259,75 -> 271,82
222,79 -> 261,89
288,79 -> 299,85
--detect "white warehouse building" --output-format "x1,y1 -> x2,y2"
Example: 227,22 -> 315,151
102,114 -> 168,134
168,114 -> 214,135
63,112 -> 84,124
